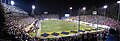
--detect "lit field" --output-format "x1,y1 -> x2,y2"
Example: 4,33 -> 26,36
29,19 -> 104,38
41,20 -> 93,32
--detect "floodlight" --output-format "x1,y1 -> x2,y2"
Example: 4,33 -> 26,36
103,5 -> 107,9
32,5 -> 35,9
82,7 -> 86,10
11,1 -> 14,5
70,7 -> 72,9
117,1 -> 120,3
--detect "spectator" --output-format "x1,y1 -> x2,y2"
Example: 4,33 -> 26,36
106,28 -> 118,41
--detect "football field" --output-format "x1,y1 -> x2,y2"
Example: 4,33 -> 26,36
29,19 -> 102,38
41,20 -> 93,32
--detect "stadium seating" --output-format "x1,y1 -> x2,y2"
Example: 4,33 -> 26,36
3,3 -> 39,41
70,15 -> 120,28
2,3 -> 28,14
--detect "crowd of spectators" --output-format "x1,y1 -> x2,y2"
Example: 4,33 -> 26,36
11,28 -> 118,41
1,3 -> 38,41
4,13 -> 38,41
2,3 -> 28,14
70,15 -> 120,28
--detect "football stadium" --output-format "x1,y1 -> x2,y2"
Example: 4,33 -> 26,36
0,0 -> 120,41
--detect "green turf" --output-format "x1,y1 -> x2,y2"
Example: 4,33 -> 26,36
41,20 -> 93,32
29,19 -> 103,38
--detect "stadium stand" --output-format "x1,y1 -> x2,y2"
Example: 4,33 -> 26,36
2,3 -> 28,14
1,3 -> 39,41
70,15 -> 120,28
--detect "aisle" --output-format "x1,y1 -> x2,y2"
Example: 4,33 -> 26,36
36,20 -> 41,37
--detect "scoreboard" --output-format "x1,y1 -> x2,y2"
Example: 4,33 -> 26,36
65,14 -> 70,17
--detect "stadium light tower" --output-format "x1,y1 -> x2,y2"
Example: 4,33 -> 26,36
82,7 -> 87,29
70,7 -> 72,16
82,7 -> 86,15
31,5 -> 35,15
117,1 -> 120,21
103,5 -> 107,17
78,8 -> 81,35
11,0 -> 14,5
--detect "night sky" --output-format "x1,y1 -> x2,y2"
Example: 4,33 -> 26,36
12,0 -> 118,15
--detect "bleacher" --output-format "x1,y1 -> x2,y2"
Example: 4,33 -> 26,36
70,15 -> 120,28
2,3 -> 28,14
2,3 -> 39,41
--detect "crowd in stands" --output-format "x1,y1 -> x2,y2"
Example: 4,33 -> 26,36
5,13 -> 38,41
70,15 -> 120,28
7,28 -> 118,41
2,3 -> 38,41
2,3 -> 28,14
